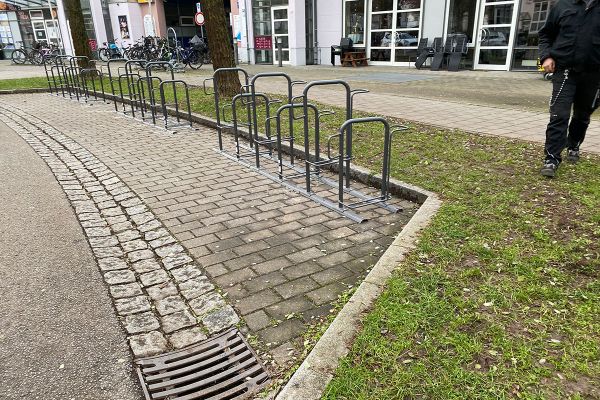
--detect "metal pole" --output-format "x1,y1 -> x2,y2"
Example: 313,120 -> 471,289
233,38 -> 239,65
48,0 -> 65,53
277,39 -> 283,68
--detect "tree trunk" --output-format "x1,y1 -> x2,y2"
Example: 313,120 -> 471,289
203,0 -> 241,98
64,0 -> 92,65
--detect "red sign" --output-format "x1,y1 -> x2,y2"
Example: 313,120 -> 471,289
254,35 -> 272,50
88,39 -> 97,51
194,12 -> 205,26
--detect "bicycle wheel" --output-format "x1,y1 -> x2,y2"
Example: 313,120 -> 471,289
47,49 -> 61,63
98,48 -> 110,62
203,50 -> 211,65
187,49 -> 203,70
11,49 -> 27,64
30,49 -> 43,65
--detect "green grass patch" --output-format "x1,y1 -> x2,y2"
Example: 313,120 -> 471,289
323,130 -> 600,399
0,76 -> 49,90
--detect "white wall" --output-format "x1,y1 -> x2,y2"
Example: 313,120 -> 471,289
316,0 -> 342,65
289,0 -> 305,65
90,0 -> 108,45
56,0 -> 74,54
421,0 -> 447,42
109,1 -> 144,47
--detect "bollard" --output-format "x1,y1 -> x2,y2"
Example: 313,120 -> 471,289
233,38 -> 239,65
277,38 -> 283,68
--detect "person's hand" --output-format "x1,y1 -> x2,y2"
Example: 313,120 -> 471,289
542,57 -> 555,73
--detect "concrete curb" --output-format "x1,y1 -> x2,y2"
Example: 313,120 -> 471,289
0,87 -> 49,95
275,192 -> 441,399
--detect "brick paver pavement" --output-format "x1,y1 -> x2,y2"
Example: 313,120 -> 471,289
1,94 -> 417,371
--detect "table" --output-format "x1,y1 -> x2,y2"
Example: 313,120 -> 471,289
341,50 -> 368,67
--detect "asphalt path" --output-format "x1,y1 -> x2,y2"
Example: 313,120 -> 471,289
0,120 -> 141,399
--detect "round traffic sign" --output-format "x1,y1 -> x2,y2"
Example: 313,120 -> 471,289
194,12 -> 205,26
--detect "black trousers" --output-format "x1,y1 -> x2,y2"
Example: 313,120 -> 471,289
544,69 -> 600,164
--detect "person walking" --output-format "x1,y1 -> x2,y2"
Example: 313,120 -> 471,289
538,0 -> 600,177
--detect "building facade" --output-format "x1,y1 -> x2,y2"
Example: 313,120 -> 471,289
237,0 -> 557,71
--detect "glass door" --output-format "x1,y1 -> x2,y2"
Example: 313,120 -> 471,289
271,6 -> 289,65
474,0 -> 519,70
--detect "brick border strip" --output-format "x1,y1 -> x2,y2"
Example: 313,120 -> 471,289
276,192 -> 441,399
0,103 -> 241,359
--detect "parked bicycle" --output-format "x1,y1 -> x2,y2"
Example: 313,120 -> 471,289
11,41 -> 44,65
39,41 -> 61,63
171,41 -> 205,70
97,39 -> 123,61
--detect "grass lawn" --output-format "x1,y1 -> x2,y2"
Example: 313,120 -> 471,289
0,77 -> 48,90
2,75 -> 599,398
325,128 -> 600,399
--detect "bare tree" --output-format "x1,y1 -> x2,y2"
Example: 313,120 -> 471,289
203,0 -> 241,97
63,0 -> 92,64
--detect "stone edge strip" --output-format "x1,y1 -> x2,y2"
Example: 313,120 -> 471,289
275,191 -> 441,399
0,103 -> 241,359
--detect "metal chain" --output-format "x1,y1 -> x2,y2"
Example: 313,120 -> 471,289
549,69 -> 569,107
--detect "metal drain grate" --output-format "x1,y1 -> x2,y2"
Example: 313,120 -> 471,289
135,329 -> 270,400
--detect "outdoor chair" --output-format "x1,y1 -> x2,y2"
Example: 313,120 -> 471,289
331,37 -> 353,66
447,34 -> 468,71
414,37 -> 432,69
428,37 -> 445,71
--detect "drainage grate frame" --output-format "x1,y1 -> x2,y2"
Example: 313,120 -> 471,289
135,329 -> 270,400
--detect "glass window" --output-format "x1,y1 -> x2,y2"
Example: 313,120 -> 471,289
371,13 -> 392,29
512,0 -> 557,70
372,0 -> 394,12
0,13 -> 14,46
251,0 -> 289,64
344,0 -> 366,45
398,0 -> 420,10
482,4 -> 514,25
273,9 -> 287,19
397,11 -> 419,29
446,0 -> 477,43
370,0 -> 422,63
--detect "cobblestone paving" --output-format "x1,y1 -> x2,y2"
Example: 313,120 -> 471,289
0,94 -> 417,370
0,103 -> 239,359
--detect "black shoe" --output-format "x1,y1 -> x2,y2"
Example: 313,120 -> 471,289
566,149 -> 580,163
540,162 -> 558,177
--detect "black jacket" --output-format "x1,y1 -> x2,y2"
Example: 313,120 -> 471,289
539,0 -> 600,70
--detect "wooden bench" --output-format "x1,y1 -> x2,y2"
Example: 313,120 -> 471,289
342,51 -> 369,67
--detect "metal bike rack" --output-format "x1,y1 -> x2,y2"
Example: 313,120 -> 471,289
300,80 -> 369,191
116,59 -> 147,117
79,68 -> 106,103
44,58 -> 58,95
139,61 -> 175,125
42,61 -> 403,222
64,56 -> 90,102
158,79 -> 193,130
103,58 -> 127,112
49,56 -> 71,97
331,117 -> 406,215
248,72 -> 306,168
204,67 -> 251,151
223,92 -> 259,158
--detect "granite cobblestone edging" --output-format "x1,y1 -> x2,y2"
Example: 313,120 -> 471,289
0,105 -> 240,358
